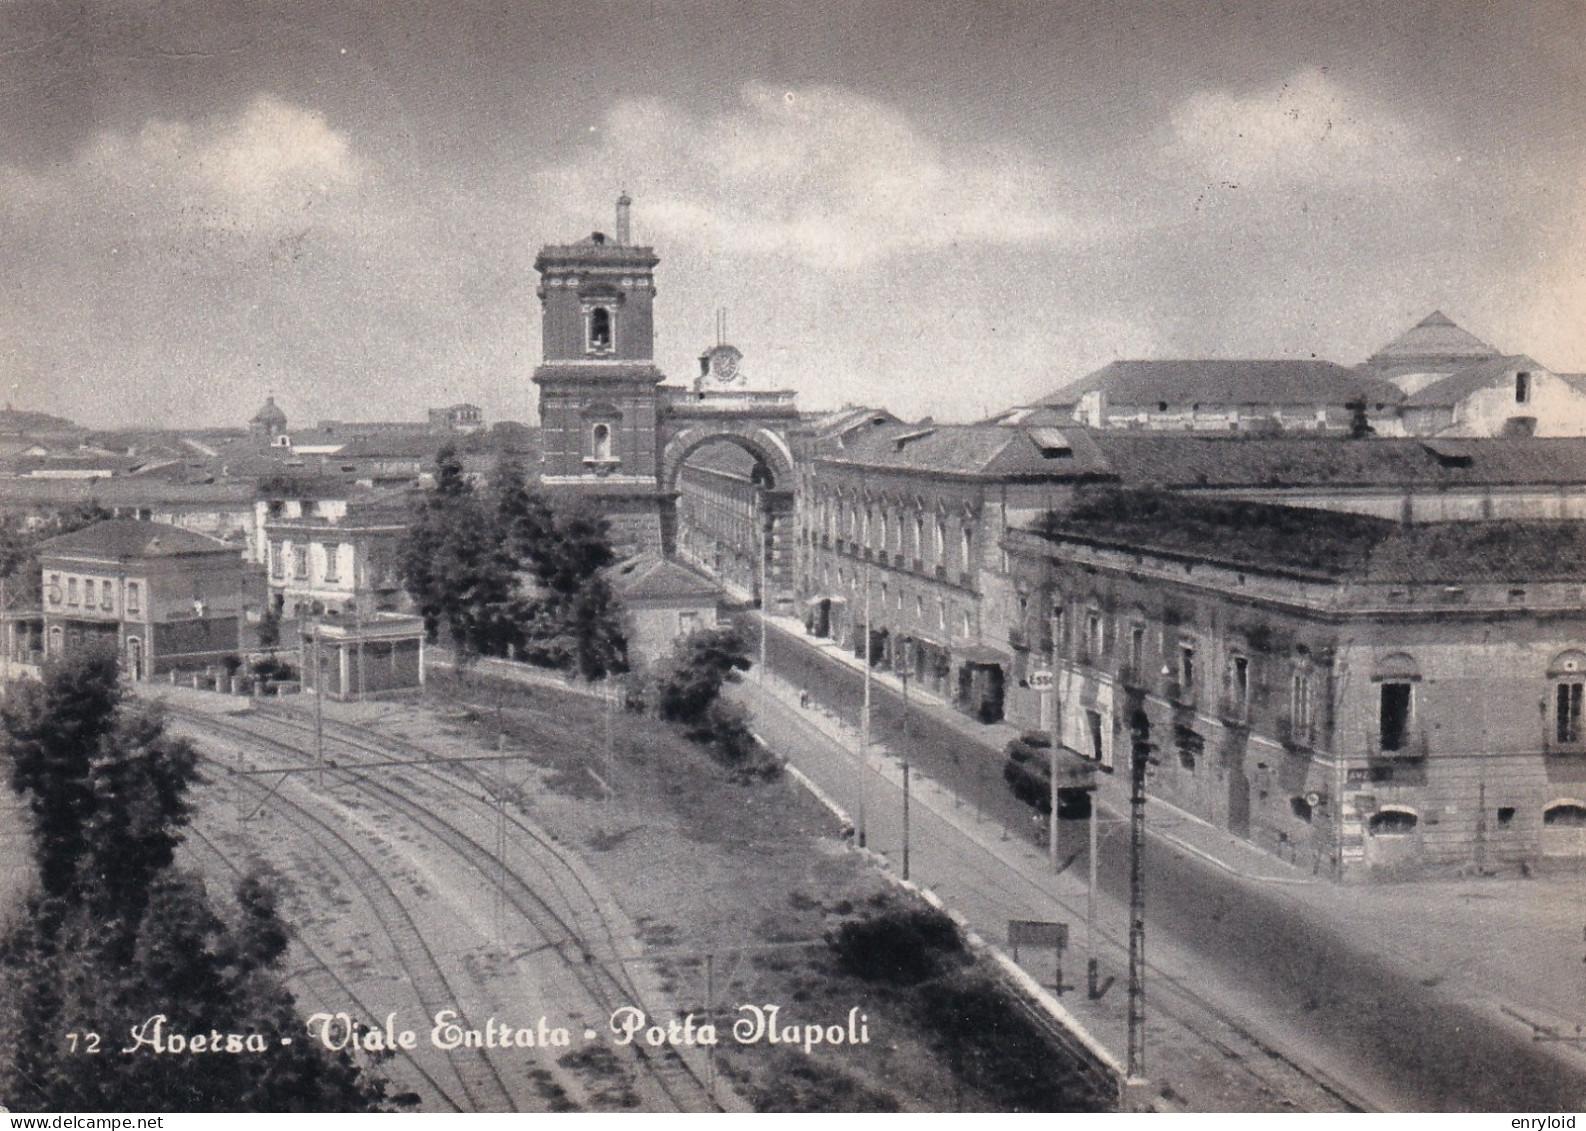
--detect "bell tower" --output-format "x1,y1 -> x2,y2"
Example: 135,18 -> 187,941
532,194 -> 667,549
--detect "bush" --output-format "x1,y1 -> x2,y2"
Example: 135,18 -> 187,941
922,971 -> 1113,1112
250,657 -> 297,683
827,906 -> 965,985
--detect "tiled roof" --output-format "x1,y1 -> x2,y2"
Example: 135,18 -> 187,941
610,551 -> 720,601
1038,359 -> 1402,408
37,519 -> 235,560
1400,355 -> 1542,408
1031,489 -> 1586,583
1085,433 -> 1586,489
1364,311 -> 1500,374
821,423 -> 1112,480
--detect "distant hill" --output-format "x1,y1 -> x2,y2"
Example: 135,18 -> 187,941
0,407 -> 82,435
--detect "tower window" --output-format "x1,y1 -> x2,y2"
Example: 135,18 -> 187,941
1516,371 -> 1531,404
589,307 -> 613,352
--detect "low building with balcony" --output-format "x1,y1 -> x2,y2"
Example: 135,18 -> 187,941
259,486 -> 410,628
1006,488 -> 1586,881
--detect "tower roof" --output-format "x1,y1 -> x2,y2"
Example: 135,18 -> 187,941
1365,311 -> 1500,375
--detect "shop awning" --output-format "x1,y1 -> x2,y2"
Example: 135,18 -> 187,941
805,594 -> 848,606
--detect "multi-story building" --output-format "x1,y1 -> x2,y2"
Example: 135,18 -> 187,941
799,422 -> 1110,723
38,519 -> 253,679
1048,359 -> 1404,435
258,487 -> 409,625
1007,489 -> 1586,881
1016,312 -> 1586,439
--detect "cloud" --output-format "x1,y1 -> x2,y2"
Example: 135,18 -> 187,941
535,84 -> 1086,269
1164,68 -> 1429,189
72,94 -> 360,236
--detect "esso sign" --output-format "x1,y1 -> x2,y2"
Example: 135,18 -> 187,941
1029,670 -> 1054,691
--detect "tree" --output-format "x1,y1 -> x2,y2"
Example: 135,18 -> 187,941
648,627 -> 771,775
400,454 -> 629,680
0,647 -> 392,1112
400,445 -> 516,660
654,626 -> 752,726
1346,397 -> 1375,439
0,502 -> 113,610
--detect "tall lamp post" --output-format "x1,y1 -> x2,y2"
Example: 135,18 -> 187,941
858,558 -> 872,849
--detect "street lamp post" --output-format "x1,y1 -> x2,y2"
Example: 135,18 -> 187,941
858,559 -> 872,849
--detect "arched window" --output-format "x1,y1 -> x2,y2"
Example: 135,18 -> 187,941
1544,800 -> 1586,827
588,307 -> 613,352
1550,651 -> 1586,747
592,423 -> 613,461
1368,807 -> 1419,835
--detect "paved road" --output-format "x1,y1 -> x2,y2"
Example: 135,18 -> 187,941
747,618 -> 1586,1112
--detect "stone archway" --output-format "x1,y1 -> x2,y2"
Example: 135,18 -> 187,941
657,422 -> 799,611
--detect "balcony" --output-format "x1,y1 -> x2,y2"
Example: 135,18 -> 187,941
1373,730 -> 1429,762
661,387 -> 800,417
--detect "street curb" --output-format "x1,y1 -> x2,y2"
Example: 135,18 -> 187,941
771,732 -> 1128,1100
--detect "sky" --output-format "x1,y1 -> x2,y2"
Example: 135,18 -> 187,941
1,0 -> 1583,428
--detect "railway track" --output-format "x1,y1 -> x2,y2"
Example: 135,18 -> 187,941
172,727 -> 521,1111
169,705 -> 721,1113
182,824 -> 468,1112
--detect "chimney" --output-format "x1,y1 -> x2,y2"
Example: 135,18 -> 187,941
616,192 -> 632,245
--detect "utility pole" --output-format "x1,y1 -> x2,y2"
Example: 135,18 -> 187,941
899,657 -> 910,737
902,761 -> 911,880
1127,704 -> 1151,1081
759,508 -> 769,686
858,559 -> 872,849
1088,771 -> 1100,998
313,618 -> 325,790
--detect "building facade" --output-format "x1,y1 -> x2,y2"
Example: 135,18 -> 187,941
609,550 -> 721,667
1008,490 -> 1586,881
38,519 -> 253,679
258,489 -> 408,624
799,423 -> 1110,724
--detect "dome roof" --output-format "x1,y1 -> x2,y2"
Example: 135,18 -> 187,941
251,395 -> 287,429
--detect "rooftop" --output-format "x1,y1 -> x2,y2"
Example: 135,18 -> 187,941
1039,359 -> 1403,409
1030,489 -> 1586,584
821,422 -> 1112,480
1364,311 -> 1501,375
1085,433 -> 1586,490
610,551 -> 720,601
37,519 -> 236,561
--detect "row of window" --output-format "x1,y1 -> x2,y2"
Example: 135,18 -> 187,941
269,542 -> 346,583
45,574 -> 140,615
812,497 -> 976,573
822,564 -> 975,638
1060,607 -> 1313,729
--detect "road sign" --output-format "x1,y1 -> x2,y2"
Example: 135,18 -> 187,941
1009,919 -> 1068,949
1029,669 -> 1054,691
